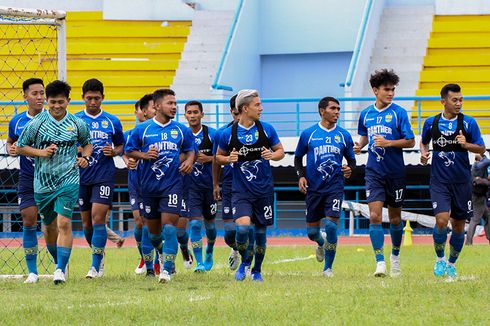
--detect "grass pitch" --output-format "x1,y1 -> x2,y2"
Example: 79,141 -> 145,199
1,243 -> 490,325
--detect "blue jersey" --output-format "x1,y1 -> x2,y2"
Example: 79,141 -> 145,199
8,111 -> 38,183
214,123 -> 234,187
75,110 -> 124,185
125,118 -> 195,196
124,129 -> 140,194
421,113 -> 484,184
358,103 -> 414,178
190,125 -> 217,190
218,121 -> 280,197
295,123 -> 355,193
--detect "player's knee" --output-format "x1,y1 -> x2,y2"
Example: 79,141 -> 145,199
204,221 -> 215,231
57,217 -> 72,233
307,227 -> 320,241
369,211 -> 382,223
189,219 -> 202,233
163,224 -> 176,239
21,210 -> 37,227
236,224 -> 249,238
176,227 -> 187,238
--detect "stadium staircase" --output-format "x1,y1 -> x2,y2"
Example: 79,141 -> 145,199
415,15 -> 490,133
362,5 -> 434,106
0,11 -> 191,131
171,10 -> 234,101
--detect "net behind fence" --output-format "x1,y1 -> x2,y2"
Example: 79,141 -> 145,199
0,7 -> 65,276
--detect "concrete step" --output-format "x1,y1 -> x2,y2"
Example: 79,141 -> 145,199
180,50 -> 222,61
369,63 -> 422,73
371,55 -> 425,65
383,5 -> 434,16
372,46 -> 427,57
193,10 -> 234,19
184,42 -> 224,52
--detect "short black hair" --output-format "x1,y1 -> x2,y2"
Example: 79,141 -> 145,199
46,80 -> 71,99
22,78 -> 44,93
230,94 -> 238,110
134,100 -> 140,110
369,69 -> 399,88
139,94 -> 153,111
82,78 -> 104,96
185,100 -> 203,112
153,89 -> 175,103
318,96 -> 340,110
440,83 -> 461,98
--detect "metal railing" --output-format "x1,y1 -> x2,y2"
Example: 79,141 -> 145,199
0,185 -> 432,237
2,95 -> 490,136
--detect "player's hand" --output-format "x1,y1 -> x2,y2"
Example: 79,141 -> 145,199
197,152 -> 206,164
373,135 -> 390,148
77,156 -> 89,168
103,142 -> 115,157
261,147 -> 273,160
229,148 -> 239,163
179,160 -> 193,175
213,184 -> 221,201
127,157 -> 138,170
342,165 -> 352,179
8,142 -> 18,157
298,177 -> 308,194
420,152 -> 430,165
41,144 -> 58,157
353,141 -> 362,155
144,145 -> 159,160
456,130 -> 467,148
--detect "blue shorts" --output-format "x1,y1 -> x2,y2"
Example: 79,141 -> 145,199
142,193 -> 181,220
221,182 -> 233,221
34,184 -> 79,225
365,174 -> 406,208
305,191 -> 343,223
188,187 -> 217,220
78,183 -> 114,211
18,183 -> 36,211
232,194 -> 274,227
430,178 -> 473,221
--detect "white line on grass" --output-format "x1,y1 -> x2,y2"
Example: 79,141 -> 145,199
270,255 -> 316,265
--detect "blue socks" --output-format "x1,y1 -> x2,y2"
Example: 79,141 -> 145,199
134,226 -> 143,258
190,220 -> 203,264
23,226 -> 38,275
307,226 -> 325,246
369,224 -> 385,262
224,222 -> 237,250
433,226 -> 448,259
46,243 -> 58,265
390,222 -> 404,256
236,225 -> 250,262
177,227 -> 189,250
141,226 -> 154,270
148,230 -> 163,255
163,224 -> 178,273
252,226 -> 267,273
204,221 -> 217,254
91,224 -> 107,272
448,231 -> 464,264
83,227 -> 93,247
324,220 -> 338,271
57,246 -> 71,273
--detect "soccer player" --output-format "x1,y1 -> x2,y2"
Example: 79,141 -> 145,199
17,80 -> 92,284
184,100 -> 218,272
466,153 -> 490,245
125,89 -> 195,283
420,83 -> 485,278
216,89 -> 284,282
354,69 -> 415,277
123,94 -> 161,276
212,94 -> 242,270
7,78 -> 51,283
294,97 -> 356,277
75,78 -> 125,278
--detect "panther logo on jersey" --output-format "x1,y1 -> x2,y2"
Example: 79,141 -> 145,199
317,159 -> 337,181
192,162 -> 204,177
369,143 -> 385,162
87,144 -> 104,166
240,159 -> 261,182
151,155 -> 173,180
438,151 -> 455,167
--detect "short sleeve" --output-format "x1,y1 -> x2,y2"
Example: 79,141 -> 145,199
467,117 -> 484,146
421,118 -> 433,145
294,129 -> 309,157
181,126 -> 195,153
111,117 -> 125,146
398,109 -> 415,139
265,123 -> 280,147
125,127 -> 141,153
218,128 -> 231,152
17,119 -> 37,148
343,131 -> 356,161
76,119 -> 92,147
357,111 -> 367,136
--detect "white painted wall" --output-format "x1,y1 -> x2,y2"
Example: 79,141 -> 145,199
103,0 -> 194,20
0,0 -> 102,11
435,0 -> 490,15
